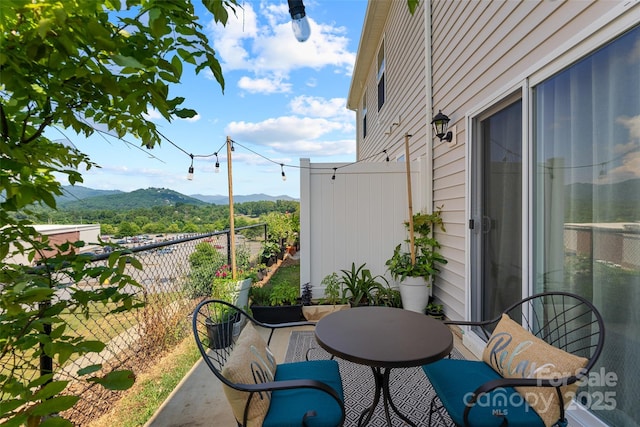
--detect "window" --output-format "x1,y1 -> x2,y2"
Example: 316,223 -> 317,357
533,25 -> 639,426
377,40 -> 385,111
362,92 -> 368,139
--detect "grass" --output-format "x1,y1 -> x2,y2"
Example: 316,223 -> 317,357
267,260 -> 300,288
89,261 -> 301,426
88,337 -> 201,427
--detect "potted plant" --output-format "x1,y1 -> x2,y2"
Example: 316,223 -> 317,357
385,208 -> 447,313
426,301 -> 445,320
209,264 -> 256,336
259,241 -> 280,266
340,262 -> 389,307
205,306 -> 238,349
302,273 -> 350,321
249,281 -> 304,323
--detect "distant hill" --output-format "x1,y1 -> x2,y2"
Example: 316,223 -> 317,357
57,186 -> 122,205
59,187 -> 207,210
56,186 -> 298,210
190,193 -> 298,204
565,178 -> 640,222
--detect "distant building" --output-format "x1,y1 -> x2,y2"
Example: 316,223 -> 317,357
7,224 -> 101,265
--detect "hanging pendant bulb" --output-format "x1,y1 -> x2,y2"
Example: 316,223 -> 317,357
288,0 -> 311,42
214,153 -> 220,173
187,155 -> 194,180
281,164 -> 287,181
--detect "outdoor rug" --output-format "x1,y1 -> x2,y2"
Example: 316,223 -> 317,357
285,331 -> 462,426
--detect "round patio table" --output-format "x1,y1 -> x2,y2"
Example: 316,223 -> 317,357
315,306 -> 453,427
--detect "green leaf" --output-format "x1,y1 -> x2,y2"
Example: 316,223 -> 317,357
77,364 -> 102,376
33,381 -> 68,400
407,0 -> 420,15
77,340 -> 106,354
90,370 -> 135,390
40,417 -> 74,427
175,108 -> 197,118
111,54 -> 145,69
30,395 -> 79,415
171,54 -> 183,79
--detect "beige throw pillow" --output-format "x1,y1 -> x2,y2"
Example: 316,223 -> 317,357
221,323 -> 277,427
482,314 -> 588,427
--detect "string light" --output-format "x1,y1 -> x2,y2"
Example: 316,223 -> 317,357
187,154 -> 194,180
171,135 -> 402,184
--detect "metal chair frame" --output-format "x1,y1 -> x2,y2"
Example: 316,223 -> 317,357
192,298 -> 346,427
428,291 -> 605,427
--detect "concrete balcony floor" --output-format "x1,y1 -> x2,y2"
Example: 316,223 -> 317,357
144,323 -> 472,427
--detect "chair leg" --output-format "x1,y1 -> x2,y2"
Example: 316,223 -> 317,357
428,395 -> 453,427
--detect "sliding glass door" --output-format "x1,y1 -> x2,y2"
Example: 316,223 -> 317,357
470,98 -> 523,326
533,25 -> 640,426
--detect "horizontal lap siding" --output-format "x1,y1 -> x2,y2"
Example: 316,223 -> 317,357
360,1 -> 428,167
431,0 -> 610,320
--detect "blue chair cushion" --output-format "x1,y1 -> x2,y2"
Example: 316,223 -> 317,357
263,359 -> 344,427
423,359 -> 545,427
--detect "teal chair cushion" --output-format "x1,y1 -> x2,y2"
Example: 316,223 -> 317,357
264,360 -> 344,427
423,359 -> 545,427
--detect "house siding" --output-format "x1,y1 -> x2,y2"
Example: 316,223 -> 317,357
355,0 -> 429,167
430,0 -> 631,320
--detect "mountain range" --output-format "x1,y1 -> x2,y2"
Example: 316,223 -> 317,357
57,186 -> 298,210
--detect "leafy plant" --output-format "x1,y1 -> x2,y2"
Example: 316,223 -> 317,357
185,243 -> 253,298
320,272 -> 346,305
340,262 -> 388,306
249,285 -> 272,307
386,208 -> 448,283
375,287 -> 403,308
269,281 -> 299,306
301,283 -> 313,306
260,241 -> 281,261
426,302 -> 445,319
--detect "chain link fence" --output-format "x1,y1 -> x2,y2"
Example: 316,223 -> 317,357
8,225 -> 266,425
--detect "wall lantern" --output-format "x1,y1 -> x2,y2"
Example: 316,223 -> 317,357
288,0 -> 311,42
431,110 -> 453,143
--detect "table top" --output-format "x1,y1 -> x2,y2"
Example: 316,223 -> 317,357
315,306 -> 453,368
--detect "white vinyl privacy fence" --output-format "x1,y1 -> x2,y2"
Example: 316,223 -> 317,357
299,157 -> 430,299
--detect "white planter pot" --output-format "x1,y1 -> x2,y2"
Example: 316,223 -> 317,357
399,276 -> 431,313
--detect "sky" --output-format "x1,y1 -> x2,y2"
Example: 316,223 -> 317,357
49,0 -> 369,200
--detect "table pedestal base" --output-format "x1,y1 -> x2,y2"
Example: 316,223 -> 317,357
357,367 -> 417,427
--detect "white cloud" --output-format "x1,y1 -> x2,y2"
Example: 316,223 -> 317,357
289,95 -> 349,119
208,0 -> 355,92
237,75 -> 292,94
227,116 -> 345,143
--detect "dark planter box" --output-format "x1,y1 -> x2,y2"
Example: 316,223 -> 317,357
250,304 -> 304,324
205,312 -> 241,349
205,317 -> 235,349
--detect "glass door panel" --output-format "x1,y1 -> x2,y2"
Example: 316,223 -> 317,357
471,99 -> 523,326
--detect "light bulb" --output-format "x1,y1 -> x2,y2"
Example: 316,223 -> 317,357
187,166 -> 194,181
288,0 -> 310,42
215,162 -> 220,173
291,15 -> 311,42
281,171 -> 287,181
